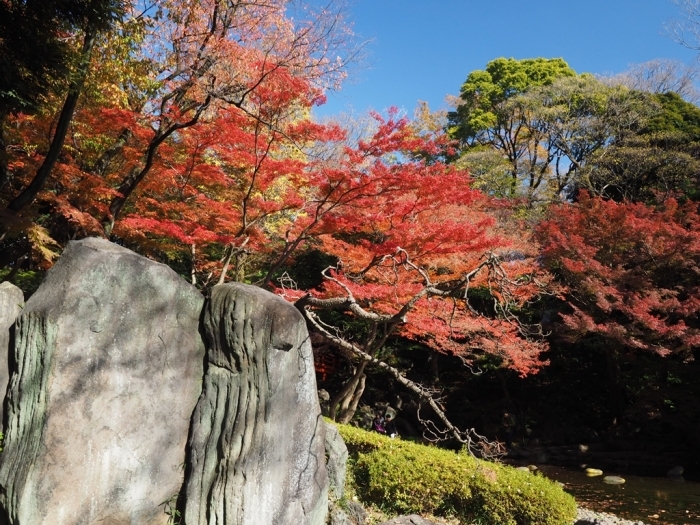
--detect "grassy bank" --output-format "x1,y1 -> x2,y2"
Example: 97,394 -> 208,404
335,422 -> 577,525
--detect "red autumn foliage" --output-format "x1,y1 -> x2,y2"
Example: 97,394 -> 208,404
0,0 -> 550,378
536,191 -> 700,357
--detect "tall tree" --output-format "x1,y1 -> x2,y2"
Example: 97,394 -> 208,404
449,59 -> 656,203
602,58 -> 700,104
447,58 -> 575,202
582,92 -> 700,203
104,103 -> 552,447
667,0 -> 700,51
0,0 -> 356,270
101,0 -> 355,233
0,0 -> 125,194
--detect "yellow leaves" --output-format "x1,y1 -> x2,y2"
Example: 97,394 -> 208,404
0,211 -> 60,270
27,224 -> 61,268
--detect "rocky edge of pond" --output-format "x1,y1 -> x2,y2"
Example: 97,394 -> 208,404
574,507 -> 647,525
372,507 -> 647,525
507,442 -> 689,481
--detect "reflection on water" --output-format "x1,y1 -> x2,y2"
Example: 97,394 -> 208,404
537,465 -> 700,525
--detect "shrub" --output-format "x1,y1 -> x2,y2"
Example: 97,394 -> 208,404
336,423 -> 576,525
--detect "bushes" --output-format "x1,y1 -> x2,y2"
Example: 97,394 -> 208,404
336,423 -> 577,525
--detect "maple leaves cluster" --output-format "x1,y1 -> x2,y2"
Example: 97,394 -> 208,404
537,192 -> 700,357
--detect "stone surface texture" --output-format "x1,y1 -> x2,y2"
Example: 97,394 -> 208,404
0,282 -> 23,424
182,282 -> 328,525
0,238 -> 205,525
574,507 -> 647,525
377,516 -> 439,525
325,421 -> 349,502
330,501 -> 367,525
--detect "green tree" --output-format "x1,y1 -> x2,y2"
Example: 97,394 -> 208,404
449,59 -> 656,203
582,92 -> 700,203
449,57 -> 576,145
448,58 -> 575,202
644,91 -> 700,135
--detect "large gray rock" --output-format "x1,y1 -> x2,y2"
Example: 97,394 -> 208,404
0,238 -> 205,525
0,282 -> 23,424
182,283 -> 328,525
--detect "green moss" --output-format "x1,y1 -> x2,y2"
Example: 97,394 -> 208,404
0,269 -> 43,298
336,422 -> 576,525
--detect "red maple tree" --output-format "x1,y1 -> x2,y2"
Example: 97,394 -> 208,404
536,191 -> 700,415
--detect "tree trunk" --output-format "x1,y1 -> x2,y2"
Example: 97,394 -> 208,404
105,96 -> 211,235
7,29 -> 96,213
190,244 -> 197,285
329,360 -> 367,423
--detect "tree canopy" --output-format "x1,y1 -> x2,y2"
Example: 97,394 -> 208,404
448,58 -> 657,203
2,3 -> 700,449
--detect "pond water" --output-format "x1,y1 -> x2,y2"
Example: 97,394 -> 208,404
536,465 -> 700,525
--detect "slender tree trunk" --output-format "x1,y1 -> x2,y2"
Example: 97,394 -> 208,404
329,360 -> 367,423
338,374 -> 365,424
218,245 -> 234,285
7,29 -> 96,213
105,96 -> 211,235
190,244 -> 197,285
0,113 -> 10,192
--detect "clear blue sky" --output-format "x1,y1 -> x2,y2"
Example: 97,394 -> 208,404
314,0 -> 699,119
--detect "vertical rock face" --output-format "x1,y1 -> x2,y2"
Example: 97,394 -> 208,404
182,283 -> 328,525
0,238 -> 205,525
0,282 -> 23,424
325,422 -> 348,502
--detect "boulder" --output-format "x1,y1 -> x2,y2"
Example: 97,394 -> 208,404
0,238 -> 205,525
181,283 -> 328,525
0,282 -> 23,424
667,465 -> 684,477
603,476 -> 625,485
377,516 -> 440,525
330,501 -> 368,525
326,422 -> 357,525
325,421 -> 349,501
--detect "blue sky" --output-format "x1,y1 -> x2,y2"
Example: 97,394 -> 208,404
314,0 -> 699,119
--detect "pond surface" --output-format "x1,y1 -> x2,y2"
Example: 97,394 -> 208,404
537,465 -> 700,525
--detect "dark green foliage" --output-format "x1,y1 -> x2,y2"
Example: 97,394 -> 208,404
643,92 -> 700,138
582,132 -> 700,203
582,91 -> 700,203
0,0 -> 124,116
277,249 -> 338,291
337,423 -> 577,525
0,268 -> 43,298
